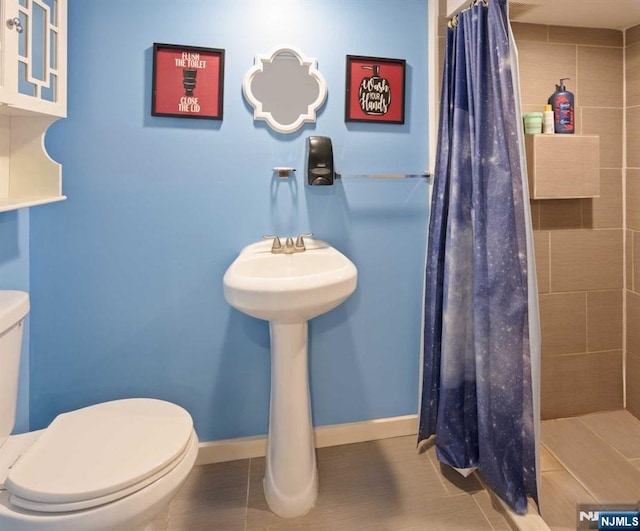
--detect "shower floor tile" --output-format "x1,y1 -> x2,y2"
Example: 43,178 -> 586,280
578,409 -> 640,459
539,470 -> 596,530
153,435 -> 511,530
540,445 -> 563,472
540,409 -> 640,530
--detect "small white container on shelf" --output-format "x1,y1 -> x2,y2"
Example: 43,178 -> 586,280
543,104 -> 555,135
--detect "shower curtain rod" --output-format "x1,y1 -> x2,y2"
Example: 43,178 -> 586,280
448,0 -> 489,27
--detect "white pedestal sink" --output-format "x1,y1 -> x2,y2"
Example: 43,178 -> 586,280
223,238 -> 357,518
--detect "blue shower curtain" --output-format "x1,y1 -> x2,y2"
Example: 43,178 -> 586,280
418,0 -> 539,514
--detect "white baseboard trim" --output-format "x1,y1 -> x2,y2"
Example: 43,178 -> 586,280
195,414 -> 418,465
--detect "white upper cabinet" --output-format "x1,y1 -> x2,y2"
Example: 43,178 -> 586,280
0,0 -> 66,117
0,0 -> 66,212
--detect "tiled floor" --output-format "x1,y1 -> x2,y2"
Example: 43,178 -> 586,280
150,410 -> 640,530
540,409 -> 640,531
153,435 -> 510,530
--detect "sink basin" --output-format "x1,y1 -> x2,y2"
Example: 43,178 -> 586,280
223,238 -> 357,518
223,238 -> 357,323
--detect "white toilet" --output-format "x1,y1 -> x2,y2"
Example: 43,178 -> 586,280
0,291 -> 199,531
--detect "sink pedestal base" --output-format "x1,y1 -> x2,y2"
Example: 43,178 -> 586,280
264,321 -> 318,518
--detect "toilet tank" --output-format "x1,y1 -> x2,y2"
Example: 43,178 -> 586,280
0,291 -> 29,447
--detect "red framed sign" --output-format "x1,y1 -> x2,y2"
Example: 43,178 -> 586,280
152,43 -> 225,120
345,55 -> 406,124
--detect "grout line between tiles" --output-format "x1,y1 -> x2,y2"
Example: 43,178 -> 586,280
543,414 -> 640,506
424,443 -> 451,495
541,438 -> 602,505
575,46 -> 580,133
244,458 -> 251,531
585,291 -> 590,352
472,491 -> 501,530
547,231 -> 551,293
425,445 -> 511,528
575,416 -> 639,465
622,34 -> 628,410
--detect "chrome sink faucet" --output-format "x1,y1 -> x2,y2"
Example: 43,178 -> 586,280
294,233 -> 312,252
263,233 -> 313,254
263,235 -> 283,253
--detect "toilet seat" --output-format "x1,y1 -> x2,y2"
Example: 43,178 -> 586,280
4,398 -> 194,513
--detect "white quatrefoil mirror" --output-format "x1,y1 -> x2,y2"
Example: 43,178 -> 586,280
243,47 -> 327,134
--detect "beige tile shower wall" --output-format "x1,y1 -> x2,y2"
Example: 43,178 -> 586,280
512,22 -> 624,419
626,24 -> 640,420
628,292 -> 640,417
434,7 -> 626,419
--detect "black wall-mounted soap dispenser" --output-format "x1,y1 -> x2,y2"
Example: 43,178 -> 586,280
306,136 -> 334,185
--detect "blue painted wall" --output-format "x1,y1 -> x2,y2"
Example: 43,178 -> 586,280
28,0 -> 430,441
0,210 -> 30,433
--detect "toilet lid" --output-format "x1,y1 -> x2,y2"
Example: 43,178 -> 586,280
5,398 -> 193,511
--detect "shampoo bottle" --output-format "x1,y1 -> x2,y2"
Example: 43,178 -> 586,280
549,78 -> 574,134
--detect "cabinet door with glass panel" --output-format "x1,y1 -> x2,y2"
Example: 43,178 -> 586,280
1,0 -> 66,117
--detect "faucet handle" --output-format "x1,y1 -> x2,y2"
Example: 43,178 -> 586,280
294,233 -> 313,251
263,234 -> 282,252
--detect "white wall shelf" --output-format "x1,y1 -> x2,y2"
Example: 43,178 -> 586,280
0,115 -> 65,213
0,195 -> 66,213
